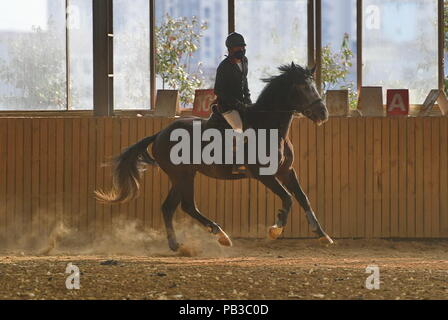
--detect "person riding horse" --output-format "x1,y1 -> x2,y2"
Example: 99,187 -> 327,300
214,32 -> 251,134
214,32 -> 251,173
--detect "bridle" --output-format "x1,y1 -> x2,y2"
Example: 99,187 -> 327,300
300,98 -> 323,117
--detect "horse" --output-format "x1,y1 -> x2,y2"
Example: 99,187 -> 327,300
95,62 -> 334,252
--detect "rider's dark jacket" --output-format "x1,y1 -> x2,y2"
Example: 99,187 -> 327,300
214,56 -> 252,114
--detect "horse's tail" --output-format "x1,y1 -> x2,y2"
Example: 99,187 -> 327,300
94,134 -> 159,204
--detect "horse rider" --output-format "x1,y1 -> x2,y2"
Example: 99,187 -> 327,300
214,32 -> 252,135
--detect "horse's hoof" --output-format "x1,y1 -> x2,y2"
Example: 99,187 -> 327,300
268,225 -> 284,240
318,234 -> 334,245
217,230 -> 233,247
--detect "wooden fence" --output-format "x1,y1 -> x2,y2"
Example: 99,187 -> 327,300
0,116 -> 447,241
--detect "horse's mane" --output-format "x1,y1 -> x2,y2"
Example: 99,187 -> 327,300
254,63 -> 312,109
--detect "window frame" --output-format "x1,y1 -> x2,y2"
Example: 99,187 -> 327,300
0,0 -> 444,116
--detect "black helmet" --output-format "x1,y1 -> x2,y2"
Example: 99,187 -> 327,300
226,32 -> 246,48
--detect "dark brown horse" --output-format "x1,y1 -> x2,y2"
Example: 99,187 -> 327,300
96,63 -> 334,251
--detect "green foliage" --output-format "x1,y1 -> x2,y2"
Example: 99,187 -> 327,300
0,21 -> 73,109
156,14 -> 208,107
321,33 -> 357,109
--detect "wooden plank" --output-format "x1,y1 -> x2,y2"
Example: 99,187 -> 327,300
0,119 -> 7,240
144,117 -> 154,229
159,118 -> 171,230
415,118 -> 424,237
151,118 -> 162,230
79,119 -> 89,234
248,178 -> 258,238
225,181 -> 234,238
372,118 -> 382,238
119,118 -> 130,226
40,119 -> 49,235
332,118 -> 341,238
356,118 -> 366,238
103,117 -> 113,232
94,118 -> 104,235
383,118 -> 400,238
55,119 -> 64,235
87,118 -> 97,237
72,118 -> 81,233
308,119 -> 318,238
31,119 -> 40,236
398,118 -> 408,237
380,118 -> 388,238
127,118 -> 138,223
109,118 -> 120,228
365,119 -> 374,238
289,120 -> 299,237
47,119 -> 57,234
208,175 -> 218,233
316,118 -> 326,235
431,118 -> 440,238
6,119 -> 16,239
231,176 -> 240,237
323,120 -> 333,236
22,119 -> 33,237
407,118 -> 417,237
440,118 -> 448,237
14,119 -> 24,239
299,119 -> 309,237
340,118 -> 349,238
240,175 -> 249,238
348,118 -> 357,238
423,118 -> 432,237
256,175 -> 266,239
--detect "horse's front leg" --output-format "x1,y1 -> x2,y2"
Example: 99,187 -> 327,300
278,168 -> 334,244
179,175 -> 232,247
253,174 -> 293,239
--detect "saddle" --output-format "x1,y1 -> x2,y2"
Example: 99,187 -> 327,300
207,103 -> 251,132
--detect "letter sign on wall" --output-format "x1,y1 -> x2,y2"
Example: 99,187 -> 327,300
387,89 -> 409,116
193,89 -> 215,118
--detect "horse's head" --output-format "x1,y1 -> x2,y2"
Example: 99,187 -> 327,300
281,62 -> 329,125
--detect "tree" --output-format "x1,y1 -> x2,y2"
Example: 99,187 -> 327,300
155,14 -> 208,107
321,33 -> 357,109
0,20 -> 73,110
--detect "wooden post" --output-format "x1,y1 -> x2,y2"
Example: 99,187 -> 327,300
228,0 -> 235,34
150,0 -> 156,109
315,0 -> 322,93
307,0 -> 315,68
93,0 -> 114,116
357,0 -> 363,93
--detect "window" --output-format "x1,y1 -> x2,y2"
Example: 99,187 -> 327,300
0,0 -> 67,110
69,0 -> 93,110
155,0 -> 228,108
235,0 -> 308,101
362,0 -> 438,104
322,0 -> 357,92
113,0 -> 151,110
0,0 -> 93,111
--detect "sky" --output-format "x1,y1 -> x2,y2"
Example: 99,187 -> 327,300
0,0 -> 48,32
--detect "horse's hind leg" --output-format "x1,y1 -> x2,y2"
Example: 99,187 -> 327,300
162,185 -> 182,251
179,175 -> 232,247
278,168 -> 334,244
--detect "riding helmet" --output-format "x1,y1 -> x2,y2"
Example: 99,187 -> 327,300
226,32 -> 246,48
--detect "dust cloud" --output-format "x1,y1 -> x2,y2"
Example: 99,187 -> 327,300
0,211 -> 231,258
